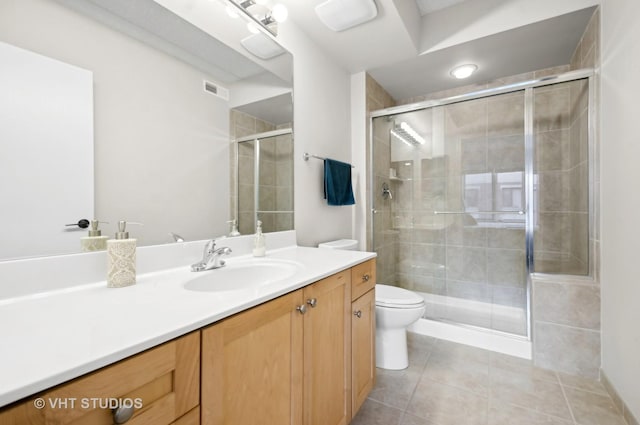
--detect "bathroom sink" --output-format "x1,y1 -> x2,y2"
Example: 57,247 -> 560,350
183,259 -> 301,293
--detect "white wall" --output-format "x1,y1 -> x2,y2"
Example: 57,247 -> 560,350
601,0 -> 640,419
277,23 -> 353,247
420,0 -> 599,54
350,72 -> 367,251
0,0 -> 230,247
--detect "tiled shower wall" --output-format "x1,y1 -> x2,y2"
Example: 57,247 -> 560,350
367,75 -> 396,284
229,110 -> 293,235
532,8 -> 601,379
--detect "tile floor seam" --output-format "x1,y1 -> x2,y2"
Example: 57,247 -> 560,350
560,383 -> 608,397
557,371 -> 579,424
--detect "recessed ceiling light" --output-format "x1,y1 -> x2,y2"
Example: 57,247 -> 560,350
450,64 -> 478,79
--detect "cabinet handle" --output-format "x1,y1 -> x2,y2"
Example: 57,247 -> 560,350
354,310 -> 362,318
296,305 -> 307,315
362,274 -> 370,282
112,406 -> 135,424
306,298 -> 318,308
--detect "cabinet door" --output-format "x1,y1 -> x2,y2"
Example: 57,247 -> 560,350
201,290 -> 304,425
303,270 -> 351,425
351,289 -> 376,417
0,332 -> 200,425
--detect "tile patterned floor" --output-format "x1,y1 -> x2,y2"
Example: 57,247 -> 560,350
352,333 -> 628,425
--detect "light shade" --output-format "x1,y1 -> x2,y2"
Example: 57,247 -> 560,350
450,64 -> 478,79
315,0 -> 377,32
240,33 -> 286,59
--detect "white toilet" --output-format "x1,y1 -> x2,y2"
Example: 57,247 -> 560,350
375,284 -> 425,370
317,239 -> 426,370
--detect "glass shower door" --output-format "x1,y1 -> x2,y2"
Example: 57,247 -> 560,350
371,90 -> 528,337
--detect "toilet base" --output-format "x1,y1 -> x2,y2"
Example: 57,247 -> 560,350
375,327 -> 409,370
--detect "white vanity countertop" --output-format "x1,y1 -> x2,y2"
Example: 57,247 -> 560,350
0,245 -> 375,407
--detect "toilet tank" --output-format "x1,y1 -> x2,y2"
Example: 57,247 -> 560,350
318,239 -> 359,251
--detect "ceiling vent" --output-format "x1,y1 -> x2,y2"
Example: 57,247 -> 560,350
203,80 -> 229,100
315,0 -> 378,32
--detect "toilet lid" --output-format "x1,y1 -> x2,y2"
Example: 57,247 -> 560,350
375,284 -> 425,308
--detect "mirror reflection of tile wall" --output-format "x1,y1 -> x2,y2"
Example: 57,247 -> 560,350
230,110 -> 293,235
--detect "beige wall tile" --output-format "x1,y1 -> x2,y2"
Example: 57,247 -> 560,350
533,321 -> 600,378
533,281 -> 600,329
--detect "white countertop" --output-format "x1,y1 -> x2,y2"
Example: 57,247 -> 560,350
0,245 -> 375,407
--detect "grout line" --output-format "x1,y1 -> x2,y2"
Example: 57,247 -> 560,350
557,371 -> 579,424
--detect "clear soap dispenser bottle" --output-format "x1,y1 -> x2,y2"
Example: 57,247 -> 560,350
107,221 -> 139,288
252,220 -> 266,257
228,219 -> 241,237
80,220 -> 109,252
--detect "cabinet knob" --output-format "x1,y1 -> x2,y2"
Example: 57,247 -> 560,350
306,298 -> 318,308
112,406 -> 135,424
296,305 -> 307,315
354,310 -> 362,318
362,274 -> 370,282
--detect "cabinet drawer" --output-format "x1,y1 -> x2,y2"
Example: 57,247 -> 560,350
351,259 -> 376,301
0,332 -> 200,425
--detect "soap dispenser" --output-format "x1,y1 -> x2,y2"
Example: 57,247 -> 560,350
107,221 -> 139,288
80,220 -> 109,252
227,219 -> 241,237
252,220 -> 266,257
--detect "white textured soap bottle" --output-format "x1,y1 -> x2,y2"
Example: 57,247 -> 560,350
107,221 -> 138,288
252,220 -> 266,257
80,220 -> 109,252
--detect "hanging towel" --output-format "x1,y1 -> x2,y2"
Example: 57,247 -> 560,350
324,158 -> 355,206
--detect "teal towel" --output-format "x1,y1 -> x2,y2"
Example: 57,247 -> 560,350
324,159 -> 355,206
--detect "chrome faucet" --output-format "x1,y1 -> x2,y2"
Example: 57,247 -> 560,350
191,239 -> 232,272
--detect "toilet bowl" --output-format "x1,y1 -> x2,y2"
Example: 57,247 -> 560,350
375,284 -> 425,370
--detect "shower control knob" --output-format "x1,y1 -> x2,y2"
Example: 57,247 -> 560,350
362,274 -> 370,282
306,298 -> 318,308
296,305 -> 307,315
354,310 -> 362,318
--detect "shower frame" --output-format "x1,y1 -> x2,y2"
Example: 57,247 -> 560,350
235,127 -> 294,231
368,68 -> 595,341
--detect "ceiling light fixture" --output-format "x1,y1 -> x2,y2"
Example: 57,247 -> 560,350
315,0 -> 377,32
450,64 -> 478,79
227,0 -> 288,36
391,122 -> 425,146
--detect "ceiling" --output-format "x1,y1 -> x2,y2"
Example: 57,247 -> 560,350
277,0 -> 598,101
415,0 -> 475,15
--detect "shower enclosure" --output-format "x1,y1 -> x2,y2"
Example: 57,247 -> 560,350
236,128 -> 294,235
370,70 -> 593,339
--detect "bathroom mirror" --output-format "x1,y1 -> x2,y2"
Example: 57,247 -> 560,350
0,0 -> 293,261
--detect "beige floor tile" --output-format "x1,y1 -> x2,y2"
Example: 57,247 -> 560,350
423,353 -> 490,396
400,412 -> 438,425
563,387 -> 627,425
557,372 -> 608,395
491,351 -> 559,383
368,364 -> 425,410
488,403 -> 573,425
406,378 -> 488,425
432,339 -> 492,365
490,367 -> 572,420
407,332 -> 437,367
351,399 -> 403,425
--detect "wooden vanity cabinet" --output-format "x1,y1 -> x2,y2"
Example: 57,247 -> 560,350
0,332 -> 200,425
302,269 -> 352,425
201,269 -> 352,425
201,290 -> 304,425
0,259 -> 376,425
350,259 -> 376,418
